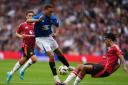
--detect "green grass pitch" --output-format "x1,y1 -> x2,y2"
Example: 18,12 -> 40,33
0,60 -> 128,85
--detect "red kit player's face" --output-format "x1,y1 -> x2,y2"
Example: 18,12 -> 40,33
105,38 -> 111,47
26,13 -> 34,20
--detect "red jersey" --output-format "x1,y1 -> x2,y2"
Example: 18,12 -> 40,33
100,44 -> 122,73
16,22 -> 35,48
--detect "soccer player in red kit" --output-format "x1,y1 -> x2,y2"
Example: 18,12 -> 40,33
6,10 -> 37,83
63,33 -> 128,85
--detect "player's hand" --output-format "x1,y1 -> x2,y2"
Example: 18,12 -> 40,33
16,33 -> 22,38
52,34 -> 56,38
52,29 -> 59,38
53,33 -> 57,36
52,33 -> 58,38
39,16 -> 43,22
18,35 -> 23,38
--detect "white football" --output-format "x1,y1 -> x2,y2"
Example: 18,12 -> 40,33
58,65 -> 68,75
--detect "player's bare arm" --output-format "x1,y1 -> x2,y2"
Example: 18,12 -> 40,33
16,32 -> 35,38
16,32 -> 22,38
119,55 -> 128,73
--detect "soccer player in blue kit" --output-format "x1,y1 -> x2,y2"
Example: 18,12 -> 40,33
27,4 -> 74,84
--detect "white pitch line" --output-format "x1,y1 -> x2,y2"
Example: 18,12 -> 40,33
81,82 -> 128,84
0,81 -> 128,84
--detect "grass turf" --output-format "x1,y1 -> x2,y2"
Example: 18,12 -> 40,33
0,60 -> 128,85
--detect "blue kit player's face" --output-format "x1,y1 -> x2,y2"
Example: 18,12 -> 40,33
44,7 -> 54,16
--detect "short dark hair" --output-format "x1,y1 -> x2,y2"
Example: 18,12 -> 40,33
44,4 -> 53,10
25,10 -> 34,16
104,33 -> 117,41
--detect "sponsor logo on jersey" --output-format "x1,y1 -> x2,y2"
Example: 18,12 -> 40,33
25,26 -> 28,29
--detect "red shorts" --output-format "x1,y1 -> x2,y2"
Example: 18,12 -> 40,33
21,45 -> 34,58
84,63 -> 110,78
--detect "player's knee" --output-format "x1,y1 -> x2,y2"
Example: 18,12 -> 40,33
31,56 -> 37,63
19,60 -> 25,65
77,64 -> 83,69
19,56 -> 27,65
81,66 -> 84,71
79,65 -> 85,71
32,59 -> 37,63
32,60 -> 36,63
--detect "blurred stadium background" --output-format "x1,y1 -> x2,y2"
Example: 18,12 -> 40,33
0,0 -> 128,85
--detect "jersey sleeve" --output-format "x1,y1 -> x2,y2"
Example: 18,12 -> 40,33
51,16 -> 59,27
33,13 -> 43,19
16,23 -> 23,33
33,15 -> 40,19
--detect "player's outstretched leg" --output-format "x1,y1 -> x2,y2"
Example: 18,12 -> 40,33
6,57 -> 27,83
49,57 -> 61,84
47,51 -> 61,84
73,68 -> 86,85
64,64 -> 92,85
54,48 -> 75,71
19,56 -> 36,80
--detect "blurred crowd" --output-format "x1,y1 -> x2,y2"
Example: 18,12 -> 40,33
0,0 -> 128,56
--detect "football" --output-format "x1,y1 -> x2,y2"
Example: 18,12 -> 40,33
58,65 -> 68,75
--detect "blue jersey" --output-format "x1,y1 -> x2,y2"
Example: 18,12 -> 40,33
33,13 -> 59,37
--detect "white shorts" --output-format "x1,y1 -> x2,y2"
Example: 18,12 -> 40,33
36,36 -> 59,52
